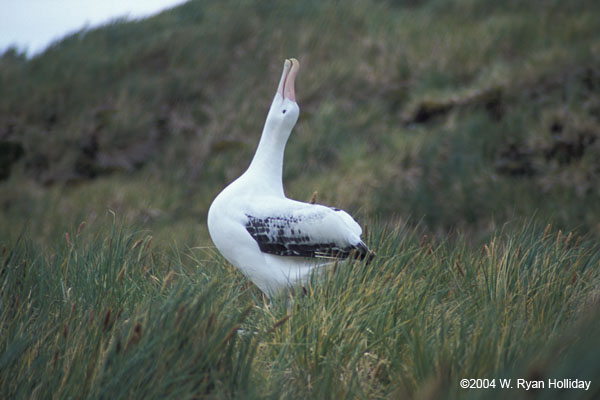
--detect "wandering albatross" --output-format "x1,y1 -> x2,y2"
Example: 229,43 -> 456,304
207,58 -> 372,297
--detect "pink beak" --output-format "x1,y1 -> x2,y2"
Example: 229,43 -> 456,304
277,58 -> 299,102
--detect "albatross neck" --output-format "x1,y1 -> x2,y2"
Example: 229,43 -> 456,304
246,121 -> 291,196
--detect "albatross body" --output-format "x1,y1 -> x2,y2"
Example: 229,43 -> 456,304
207,58 -> 371,296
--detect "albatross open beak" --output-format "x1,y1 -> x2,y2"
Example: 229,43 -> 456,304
276,58 -> 299,102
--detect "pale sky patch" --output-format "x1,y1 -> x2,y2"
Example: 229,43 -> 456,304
0,0 -> 188,56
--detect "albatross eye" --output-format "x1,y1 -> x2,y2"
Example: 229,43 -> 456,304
282,109 -> 287,114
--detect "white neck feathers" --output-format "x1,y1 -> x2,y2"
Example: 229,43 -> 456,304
245,118 -> 291,197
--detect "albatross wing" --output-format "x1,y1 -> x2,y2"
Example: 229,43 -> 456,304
244,199 -> 372,262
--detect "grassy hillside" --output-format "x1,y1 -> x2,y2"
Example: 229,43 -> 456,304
2,0 -> 600,398
1,0 -> 600,246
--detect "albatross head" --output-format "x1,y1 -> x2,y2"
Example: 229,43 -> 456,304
265,58 -> 300,135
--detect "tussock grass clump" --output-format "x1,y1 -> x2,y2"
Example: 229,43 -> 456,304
0,219 -> 257,399
2,219 -> 599,398
256,222 -> 600,398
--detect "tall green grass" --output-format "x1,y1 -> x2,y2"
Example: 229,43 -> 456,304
1,218 -> 257,399
2,218 -> 599,398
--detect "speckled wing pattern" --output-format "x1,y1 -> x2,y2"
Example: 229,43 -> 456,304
244,208 -> 372,261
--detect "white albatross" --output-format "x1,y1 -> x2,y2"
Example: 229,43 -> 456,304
207,58 -> 373,297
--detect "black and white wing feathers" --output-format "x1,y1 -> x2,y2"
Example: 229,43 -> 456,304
244,203 -> 372,262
